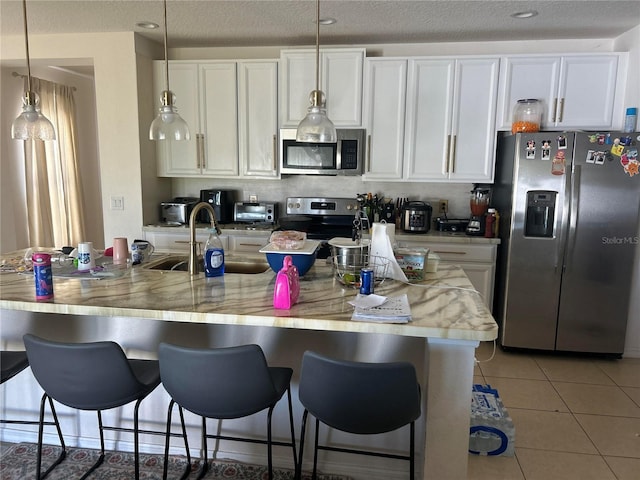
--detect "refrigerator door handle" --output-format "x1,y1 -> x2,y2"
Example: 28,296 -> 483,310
565,164 -> 581,269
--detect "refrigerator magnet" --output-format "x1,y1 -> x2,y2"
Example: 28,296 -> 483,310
551,151 -> 566,175
611,143 -> 625,157
557,136 -> 568,149
594,152 -> 605,165
586,150 -> 596,164
621,149 -> 639,177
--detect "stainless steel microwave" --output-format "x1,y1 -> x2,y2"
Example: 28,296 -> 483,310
279,128 -> 365,175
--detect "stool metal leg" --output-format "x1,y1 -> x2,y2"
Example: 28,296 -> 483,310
35,394 -> 66,479
296,409 -> 309,480
195,416 -> 209,480
163,400 -> 191,480
286,387 -> 298,468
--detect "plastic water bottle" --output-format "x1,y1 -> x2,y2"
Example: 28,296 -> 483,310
204,229 -> 225,277
624,107 -> 637,133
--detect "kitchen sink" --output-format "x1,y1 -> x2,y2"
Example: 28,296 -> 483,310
145,256 -> 271,274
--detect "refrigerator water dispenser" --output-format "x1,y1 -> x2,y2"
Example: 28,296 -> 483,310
524,191 -> 556,238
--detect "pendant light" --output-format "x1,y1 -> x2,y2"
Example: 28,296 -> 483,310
296,0 -> 336,143
11,0 -> 56,141
149,0 -> 190,141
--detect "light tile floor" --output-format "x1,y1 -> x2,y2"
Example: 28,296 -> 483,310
467,341 -> 640,480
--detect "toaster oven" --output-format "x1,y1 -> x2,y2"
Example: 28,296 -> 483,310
233,202 -> 278,224
159,197 -> 199,225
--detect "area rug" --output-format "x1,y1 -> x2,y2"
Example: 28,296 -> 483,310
0,443 -> 352,480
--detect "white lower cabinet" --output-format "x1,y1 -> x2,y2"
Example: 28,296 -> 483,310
228,234 -> 270,253
396,239 -> 497,311
142,230 -> 229,254
143,228 -> 270,255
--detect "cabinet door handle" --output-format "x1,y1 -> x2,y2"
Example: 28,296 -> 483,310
199,134 -> 206,169
450,135 -> 457,173
196,134 -> 204,168
552,98 -> 558,123
558,98 -> 565,123
367,134 -> 372,173
445,135 -> 451,173
432,250 -> 467,255
272,134 -> 277,171
238,242 -> 265,247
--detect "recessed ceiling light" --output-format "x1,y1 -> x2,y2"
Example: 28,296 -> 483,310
319,17 -> 337,26
511,10 -> 538,19
136,21 -> 159,29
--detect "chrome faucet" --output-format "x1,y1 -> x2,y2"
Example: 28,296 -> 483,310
188,202 -> 221,275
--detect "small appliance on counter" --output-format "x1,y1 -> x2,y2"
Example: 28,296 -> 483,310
401,201 -> 432,233
466,186 -> 491,236
199,189 -> 235,224
159,197 -> 199,225
233,202 -> 278,225
434,217 -> 469,233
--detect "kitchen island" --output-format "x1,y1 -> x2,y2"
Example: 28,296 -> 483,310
0,252 -> 497,480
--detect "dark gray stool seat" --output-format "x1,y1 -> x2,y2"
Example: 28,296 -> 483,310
159,343 -> 297,480
23,334 -> 161,480
297,351 -> 421,479
1,350 -> 29,383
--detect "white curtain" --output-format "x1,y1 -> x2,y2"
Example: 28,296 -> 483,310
23,77 -> 86,248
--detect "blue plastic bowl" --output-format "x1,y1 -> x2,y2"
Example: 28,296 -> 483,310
265,251 -> 317,276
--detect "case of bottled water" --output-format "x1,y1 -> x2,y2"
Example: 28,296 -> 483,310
469,384 -> 515,456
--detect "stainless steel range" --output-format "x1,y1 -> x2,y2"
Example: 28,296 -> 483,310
285,197 -> 360,258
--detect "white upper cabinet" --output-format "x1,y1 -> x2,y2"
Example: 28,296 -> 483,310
199,63 -> 240,177
363,58 -> 408,180
497,54 -> 623,130
152,62 -> 200,177
237,61 -> 279,178
365,56 -> 499,183
279,48 -> 365,127
153,60 -> 278,179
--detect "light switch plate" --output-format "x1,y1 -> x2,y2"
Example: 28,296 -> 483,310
110,196 -> 124,210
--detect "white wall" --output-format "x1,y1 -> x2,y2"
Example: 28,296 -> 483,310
614,25 -> 640,358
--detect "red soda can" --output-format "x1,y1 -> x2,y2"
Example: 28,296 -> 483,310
33,252 -> 54,300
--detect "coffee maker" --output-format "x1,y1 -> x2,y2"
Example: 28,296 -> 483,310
466,186 -> 491,236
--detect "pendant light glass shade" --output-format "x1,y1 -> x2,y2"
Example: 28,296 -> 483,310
296,0 -> 336,143
149,0 -> 190,141
12,91 -> 56,141
149,90 -> 190,140
11,0 -> 56,141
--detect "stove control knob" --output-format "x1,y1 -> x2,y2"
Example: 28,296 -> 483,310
346,204 -> 353,210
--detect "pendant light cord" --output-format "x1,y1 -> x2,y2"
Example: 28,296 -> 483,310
314,0 -> 320,94
21,0 -> 32,94
162,0 -> 170,92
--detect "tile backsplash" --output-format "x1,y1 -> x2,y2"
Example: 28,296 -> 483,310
171,176 -> 476,218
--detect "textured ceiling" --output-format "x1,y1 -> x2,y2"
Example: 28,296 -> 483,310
1,0 -> 639,48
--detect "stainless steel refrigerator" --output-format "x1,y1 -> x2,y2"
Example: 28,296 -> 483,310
493,131 -> 640,355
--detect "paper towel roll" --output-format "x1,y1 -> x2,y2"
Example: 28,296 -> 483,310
370,223 -> 407,282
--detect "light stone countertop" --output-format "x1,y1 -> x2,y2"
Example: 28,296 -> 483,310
143,224 -> 501,245
0,252 -> 497,341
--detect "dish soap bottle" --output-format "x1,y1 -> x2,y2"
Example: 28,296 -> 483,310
204,228 -> 225,277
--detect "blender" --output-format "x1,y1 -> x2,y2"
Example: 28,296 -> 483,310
466,186 -> 491,236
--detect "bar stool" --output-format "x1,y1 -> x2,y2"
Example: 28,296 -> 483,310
297,351 -> 421,480
23,334 -> 161,480
1,350 -> 66,478
158,343 -> 297,480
